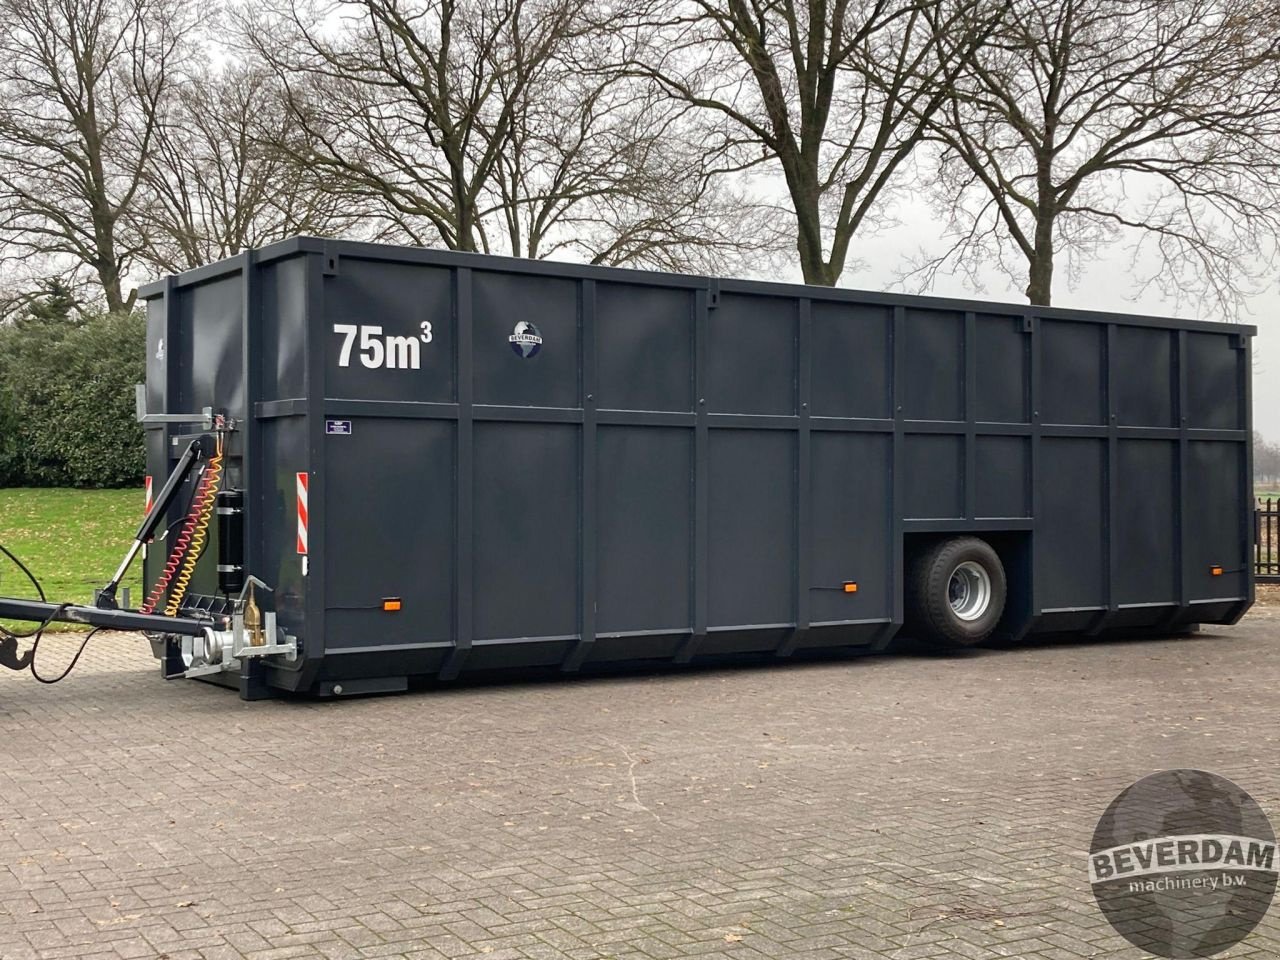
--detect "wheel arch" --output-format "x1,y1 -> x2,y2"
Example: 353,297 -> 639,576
901,530 -> 1034,645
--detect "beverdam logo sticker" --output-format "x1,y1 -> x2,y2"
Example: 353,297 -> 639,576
509,320 -> 542,358
1089,769 -> 1276,958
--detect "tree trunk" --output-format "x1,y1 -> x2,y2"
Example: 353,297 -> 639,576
1025,214 -> 1055,306
1025,146 -> 1056,306
97,260 -> 132,314
793,192 -> 837,286
797,241 -> 837,286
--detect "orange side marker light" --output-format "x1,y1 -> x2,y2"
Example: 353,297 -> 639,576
1210,566 -> 1223,577
843,581 -> 858,594
383,598 -> 403,612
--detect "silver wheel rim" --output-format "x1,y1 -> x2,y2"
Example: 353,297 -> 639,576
948,561 -> 991,622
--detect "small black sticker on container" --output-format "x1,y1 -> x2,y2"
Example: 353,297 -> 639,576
326,419 -> 353,435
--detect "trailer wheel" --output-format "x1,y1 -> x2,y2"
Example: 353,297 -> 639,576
906,537 -> 1006,647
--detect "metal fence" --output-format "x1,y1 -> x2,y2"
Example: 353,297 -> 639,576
1259,498 -> 1280,583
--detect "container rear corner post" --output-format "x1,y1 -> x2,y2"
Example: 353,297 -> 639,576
137,236 -> 1255,699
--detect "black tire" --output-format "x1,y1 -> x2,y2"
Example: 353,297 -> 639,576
905,537 -> 1006,647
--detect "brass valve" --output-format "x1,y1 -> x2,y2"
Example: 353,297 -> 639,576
244,581 -> 265,647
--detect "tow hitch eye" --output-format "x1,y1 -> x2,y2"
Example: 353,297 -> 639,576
181,630 -> 225,668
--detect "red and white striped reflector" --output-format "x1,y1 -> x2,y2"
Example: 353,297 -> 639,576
144,475 -> 153,515
296,472 -> 309,555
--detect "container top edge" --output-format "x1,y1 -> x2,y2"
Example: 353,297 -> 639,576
135,234 -> 1259,337
137,237 -> 311,299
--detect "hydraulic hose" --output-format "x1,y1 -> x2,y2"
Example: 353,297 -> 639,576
140,473 -> 205,614
141,433 -> 225,616
165,435 -> 223,616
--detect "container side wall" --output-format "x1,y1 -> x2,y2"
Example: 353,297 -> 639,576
472,422 -> 579,644
1035,439 -> 1106,610
1041,321 -> 1106,426
808,302 -> 891,419
1115,327 -> 1174,427
901,308 -> 963,421
473,271 -> 578,408
321,418 -> 455,651
1186,332 -> 1245,429
975,437 -> 1029,518
809,433 -> 892,623
707,430 -> 796,628
142,272 -> 245,609
260,256 -> 310,402
902,435 -> 964,519
142,292 -> 172,601
596,426 -> 692,634
595,284 -> 693,413
1031,316 -> 1249,632
973,315 -> 1030,424
707,294 -> 796,415
180,275 -> 245,420
260,417 -> 310,639
1114,440 -> 1178,605
1186,440 -> 1247,600
152,238 -> 1251,693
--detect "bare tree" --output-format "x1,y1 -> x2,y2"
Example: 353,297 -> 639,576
242,0 -> 546,253
241,0 -> 769,269
137,64 -> 366,273
1257,431 -> 1280,486
0,0 -> 193,313
915,0 -> 1280,309
486,30 -> 783,270
619,0 -> 1003,286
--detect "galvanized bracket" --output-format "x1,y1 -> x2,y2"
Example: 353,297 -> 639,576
228,578 -> 296,663
232,612 -> 298,663
178,662 -> 225,680
136,387 -> 238,431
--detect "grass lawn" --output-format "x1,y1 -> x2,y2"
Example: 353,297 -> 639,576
0,487 -> 145,629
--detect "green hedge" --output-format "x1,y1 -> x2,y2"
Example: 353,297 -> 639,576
0,305 -> 145,488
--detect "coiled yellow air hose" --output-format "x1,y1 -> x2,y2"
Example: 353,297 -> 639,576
164,434 -> 224,616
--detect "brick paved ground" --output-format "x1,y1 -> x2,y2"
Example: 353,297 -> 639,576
1,606 -> 1277,960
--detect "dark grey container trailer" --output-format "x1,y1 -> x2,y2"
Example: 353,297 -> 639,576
131,236 -> 1254,699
